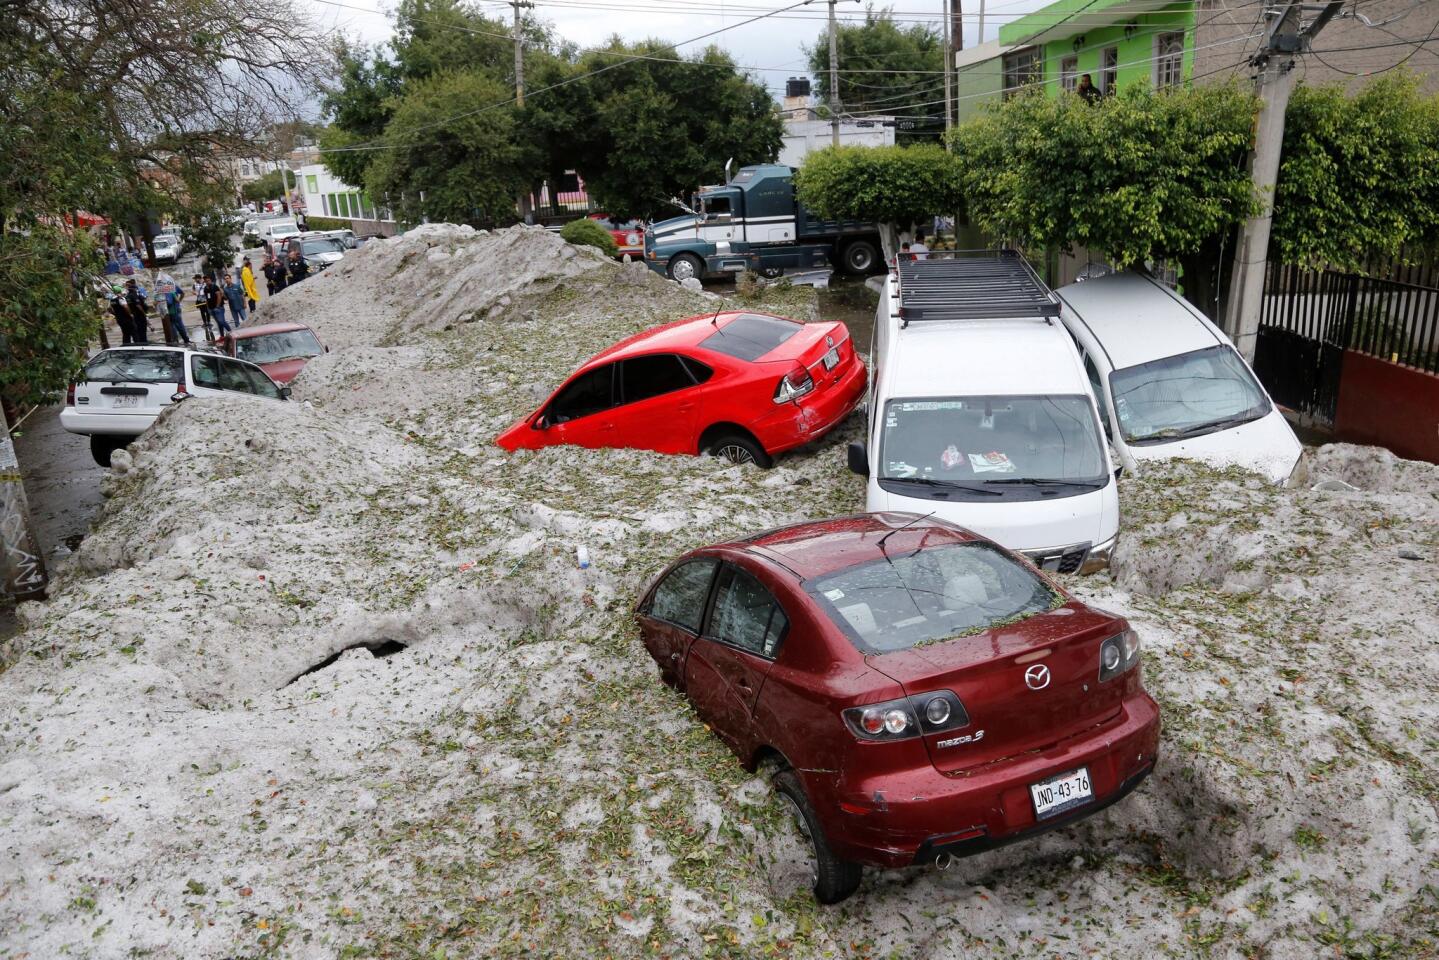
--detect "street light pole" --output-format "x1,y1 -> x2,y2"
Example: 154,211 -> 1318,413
828,0 -> 840,147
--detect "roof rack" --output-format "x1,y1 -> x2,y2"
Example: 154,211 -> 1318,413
893,249 -> 1059,326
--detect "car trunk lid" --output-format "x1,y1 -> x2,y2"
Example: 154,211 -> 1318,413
867,604 -> 1126,775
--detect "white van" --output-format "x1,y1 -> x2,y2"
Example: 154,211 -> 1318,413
258,219 -> 301,244
848,253 -> 1120,574
1056,272 -> 1302,484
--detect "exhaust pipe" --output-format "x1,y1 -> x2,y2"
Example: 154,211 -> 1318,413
934,853 -> 956,871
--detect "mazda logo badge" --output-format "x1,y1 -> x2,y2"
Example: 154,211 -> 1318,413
1024,664 -> 1051,690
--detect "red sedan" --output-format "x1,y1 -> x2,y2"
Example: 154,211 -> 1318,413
495,311 -> 866,467
219,322 -> 327,385
635,513 -> 1160,902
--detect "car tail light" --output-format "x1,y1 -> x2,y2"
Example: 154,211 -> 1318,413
773,364 -> 814,404
1099,629 -> 1141,682
66,383 -> 76,406
842,691 -> 970,742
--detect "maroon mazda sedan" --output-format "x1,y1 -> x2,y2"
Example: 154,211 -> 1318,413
635,513 -> 1160,903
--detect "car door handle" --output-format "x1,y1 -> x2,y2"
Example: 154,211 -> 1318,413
736,677 -> 752,691
676,402 -> 695,413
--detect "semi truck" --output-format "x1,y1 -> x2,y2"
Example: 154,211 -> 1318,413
643,163 -> 882,282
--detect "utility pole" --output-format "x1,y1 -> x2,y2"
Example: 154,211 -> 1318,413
943,0 -> 954,143
978,0 -> 985,45
512,0 -> 532,107
1223,0 -> 1345,361
0,409 -> 47,603
828,0 -> 840,147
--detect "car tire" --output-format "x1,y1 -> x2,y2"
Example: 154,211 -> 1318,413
667,253 -> 704,283
704,432 -> 773,469
89,435 -> 129,468
774,767 -> 862,905
840,240 -> 878,276
759,266 -> 784,279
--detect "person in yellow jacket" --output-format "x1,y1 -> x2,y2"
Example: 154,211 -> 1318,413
239,257 -> 261,313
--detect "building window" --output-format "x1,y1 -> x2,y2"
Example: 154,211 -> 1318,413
1101,46 -> 1119,93
1060,56 -> 1079,92
306,175 -> 318,193
1155,32 -> 1184,89
1002,47 -> 1042,96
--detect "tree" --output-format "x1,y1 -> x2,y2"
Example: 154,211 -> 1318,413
558,40 -> 783,219
365,72 -> 535,227
794,144 -> 962,257
949,84 -> 1260,317
0,229 -> 98,408
242,170 -> 288,204
1272,74 -> 1439,271
806,7 -> 946,143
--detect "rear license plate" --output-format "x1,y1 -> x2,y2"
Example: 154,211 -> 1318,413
1030,766 -> 1092,820
821,347 -> 840,370
112,395 -> 140,408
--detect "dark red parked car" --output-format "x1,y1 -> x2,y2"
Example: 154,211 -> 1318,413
635,513 -> 1159,903
495,311 -> 866,467
219,322 -> 327,385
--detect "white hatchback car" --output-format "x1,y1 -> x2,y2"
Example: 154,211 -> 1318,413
61,346 -> 290,465
1056,272 -> 1302,484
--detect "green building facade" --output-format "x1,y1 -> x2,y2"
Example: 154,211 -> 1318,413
955,0 -> 1197,122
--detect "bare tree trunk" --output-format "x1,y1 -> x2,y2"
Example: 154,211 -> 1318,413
0,405 -> 48,603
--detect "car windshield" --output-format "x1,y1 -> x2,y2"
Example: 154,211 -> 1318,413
301,239 -> 341,256
879,395 -> 1107,489
1109,344 -> 1271,443
234,330 -> 323,364
808,542 -> 1062,655
83,350 -> 183,384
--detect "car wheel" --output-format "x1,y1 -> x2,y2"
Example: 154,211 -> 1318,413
704,432 -> 773,469
759,266 -> 784,279
89,435 -> 128,467
774,767 -> 862,905
667,253 -> 704,283
840,240 -> 878,275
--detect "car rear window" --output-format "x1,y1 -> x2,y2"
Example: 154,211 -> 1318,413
807,543 -> 1062,655
83,350 -> 183,385
698,313 -> 801,362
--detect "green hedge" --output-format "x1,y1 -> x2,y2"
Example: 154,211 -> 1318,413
559,217 -> 618,257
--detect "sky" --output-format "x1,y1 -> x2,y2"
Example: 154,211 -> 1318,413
303,0 -> 1055,100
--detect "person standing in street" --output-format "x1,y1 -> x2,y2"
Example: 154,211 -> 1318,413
164,284 -> 193,346
910,231 -> 930,260
222,272 -> 247,327
286,246 -> 309,285
205,273 -> 232,337
110,287 -> 138,345
123,279 -> 150,344
261,256 -> 279,296
240,257 -> 260,313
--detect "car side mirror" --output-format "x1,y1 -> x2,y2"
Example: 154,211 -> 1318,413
847,441 -> 869,477
279,386 -> 292,400
1114,465 -> 1124,480
533,410 -> 550,430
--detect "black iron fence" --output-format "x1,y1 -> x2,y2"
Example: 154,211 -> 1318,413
1255,259 -> 1439,423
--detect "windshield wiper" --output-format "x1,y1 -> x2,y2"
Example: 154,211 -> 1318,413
883,476 -> 1002,496
983,477 -> 1105,489
1132,411 -> 1265,442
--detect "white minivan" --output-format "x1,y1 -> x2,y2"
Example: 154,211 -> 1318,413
849,253 -> 1120,574
1056,272 -> 1302,484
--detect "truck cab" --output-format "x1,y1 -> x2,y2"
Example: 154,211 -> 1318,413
644,164 -> 880,282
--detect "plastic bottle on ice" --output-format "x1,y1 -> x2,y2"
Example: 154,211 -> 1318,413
576,545 -> 590,569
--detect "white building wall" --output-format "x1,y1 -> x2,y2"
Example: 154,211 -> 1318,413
779,116 -> 896,167
294,163 -> 396,231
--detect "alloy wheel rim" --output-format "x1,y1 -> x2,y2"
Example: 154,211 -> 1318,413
716,444 -> 754,465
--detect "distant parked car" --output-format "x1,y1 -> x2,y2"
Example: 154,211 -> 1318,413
149,234 -> 180,264
635,512 -> 1159,903
318,228 -> 358,249
219,321 -> 327,385
60,346 -> 290,465
279,234 -> 346,269
590,214 -> 645,258
1056,271 -> 1303,483
495,310 -> 867,467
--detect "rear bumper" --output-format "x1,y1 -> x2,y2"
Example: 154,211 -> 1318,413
816,691 -> 1160,869
58,408 -> 156,437
755,359 -> 868,455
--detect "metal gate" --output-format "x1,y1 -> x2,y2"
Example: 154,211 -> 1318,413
1255,258 -> 1439,425
1254,262 -> 1355,424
